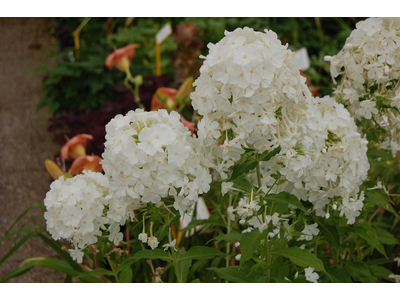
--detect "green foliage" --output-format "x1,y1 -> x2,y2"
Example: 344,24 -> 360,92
38,48 -> 124,115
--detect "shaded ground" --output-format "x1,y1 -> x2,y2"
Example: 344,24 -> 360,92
0,17 -> 65,282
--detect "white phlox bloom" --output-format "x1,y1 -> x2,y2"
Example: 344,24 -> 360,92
298,223 -> 320,241
102,109 -> 212,221
326,17 -> 400,152
44,171 -> 116,263
259,96 -> 369,224
304,267 -> 319,283
191,27 -> 311,177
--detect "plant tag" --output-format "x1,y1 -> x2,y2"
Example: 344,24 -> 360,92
295,48 -> 310,71
156,23 -> 172,45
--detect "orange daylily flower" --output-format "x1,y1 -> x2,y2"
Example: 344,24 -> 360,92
68,155 -> 103,176
105,44 -> 140,73
61,134 -> 93,160
45,159 -> 65,180
151,87 -> 179,111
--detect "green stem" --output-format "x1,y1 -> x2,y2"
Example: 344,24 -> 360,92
106,255 -> 120,283
170,246 -> 181,283
314,235 -> 319,258
256,160 -> 262,189
226,194 -> 233,269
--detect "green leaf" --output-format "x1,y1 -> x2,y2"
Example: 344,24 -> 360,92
272,246 -> 325,272
369,265 -> 394,282
5,203 -> 46,235
367,148 -> 394,161
0,232 -> 82,273
317,222 -> 341,249
354,224 -> 387,258
365,189 -> 396,214
0,225 -> 49,244
182,217 -> 226,232
324,267 -> 353,283
258,146 -> 281,162
239,229 -> 269,265
229,160 -> 258,181
265,192 -> 306,212
208,266 -> 256,283
117,249 -> 172,273
119,267 -> 133,283
177,256 -> 192,283
214,232 -> 242,242
77,268 -> 114,278
178,246 -> 225,261
375,228 -> 399,245
231,177 -> 253,194
0,257 -> 101,283
191,278 -> 201,283
345,261 -> 380,283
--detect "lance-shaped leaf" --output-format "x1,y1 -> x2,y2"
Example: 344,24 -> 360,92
240,229 -> 269,266
231,177 -> 253,194
265,192 -> 306,212
117,249 -> 172,273
272,246 -> 325,272
318,222 -> 341,249
354,224 -> 387,258
258,146 -> 281,162
208,266 -> 256,283
178,246 -> 226,261
229,160 -> 258,181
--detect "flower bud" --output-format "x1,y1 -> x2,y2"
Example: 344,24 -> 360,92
45,159 -> 64,180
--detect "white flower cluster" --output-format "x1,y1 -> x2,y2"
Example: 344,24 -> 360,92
227,196 -> 286,237
101,109 -> 211,219
326,17 -> 400,155
43,171 -> 117,263
260,96 -> 369,224
192,27 -> 369,224
191,27 -> 311,179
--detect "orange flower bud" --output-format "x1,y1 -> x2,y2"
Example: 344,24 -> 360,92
105,44 -> 140,73
45,159 -> 64,180
61,134 -> 93,160
68,155 -> 103,176
151,87 -> 178,111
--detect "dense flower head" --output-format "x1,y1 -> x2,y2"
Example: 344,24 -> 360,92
326,17 -> 400,155
43,171 -> 117,263
259,96 -> 369,224
191,27 -> 312,179
191,27 -> 369,224
101,109 -> 211,219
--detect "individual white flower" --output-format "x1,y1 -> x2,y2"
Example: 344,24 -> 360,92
68,247 -> 84,264
235,254 -> 241,261
298,223 -> 320,241
147,236 -> 160,250
304,267 -> 319,283
138,233 -> 148,244
162,239 -> 177,252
